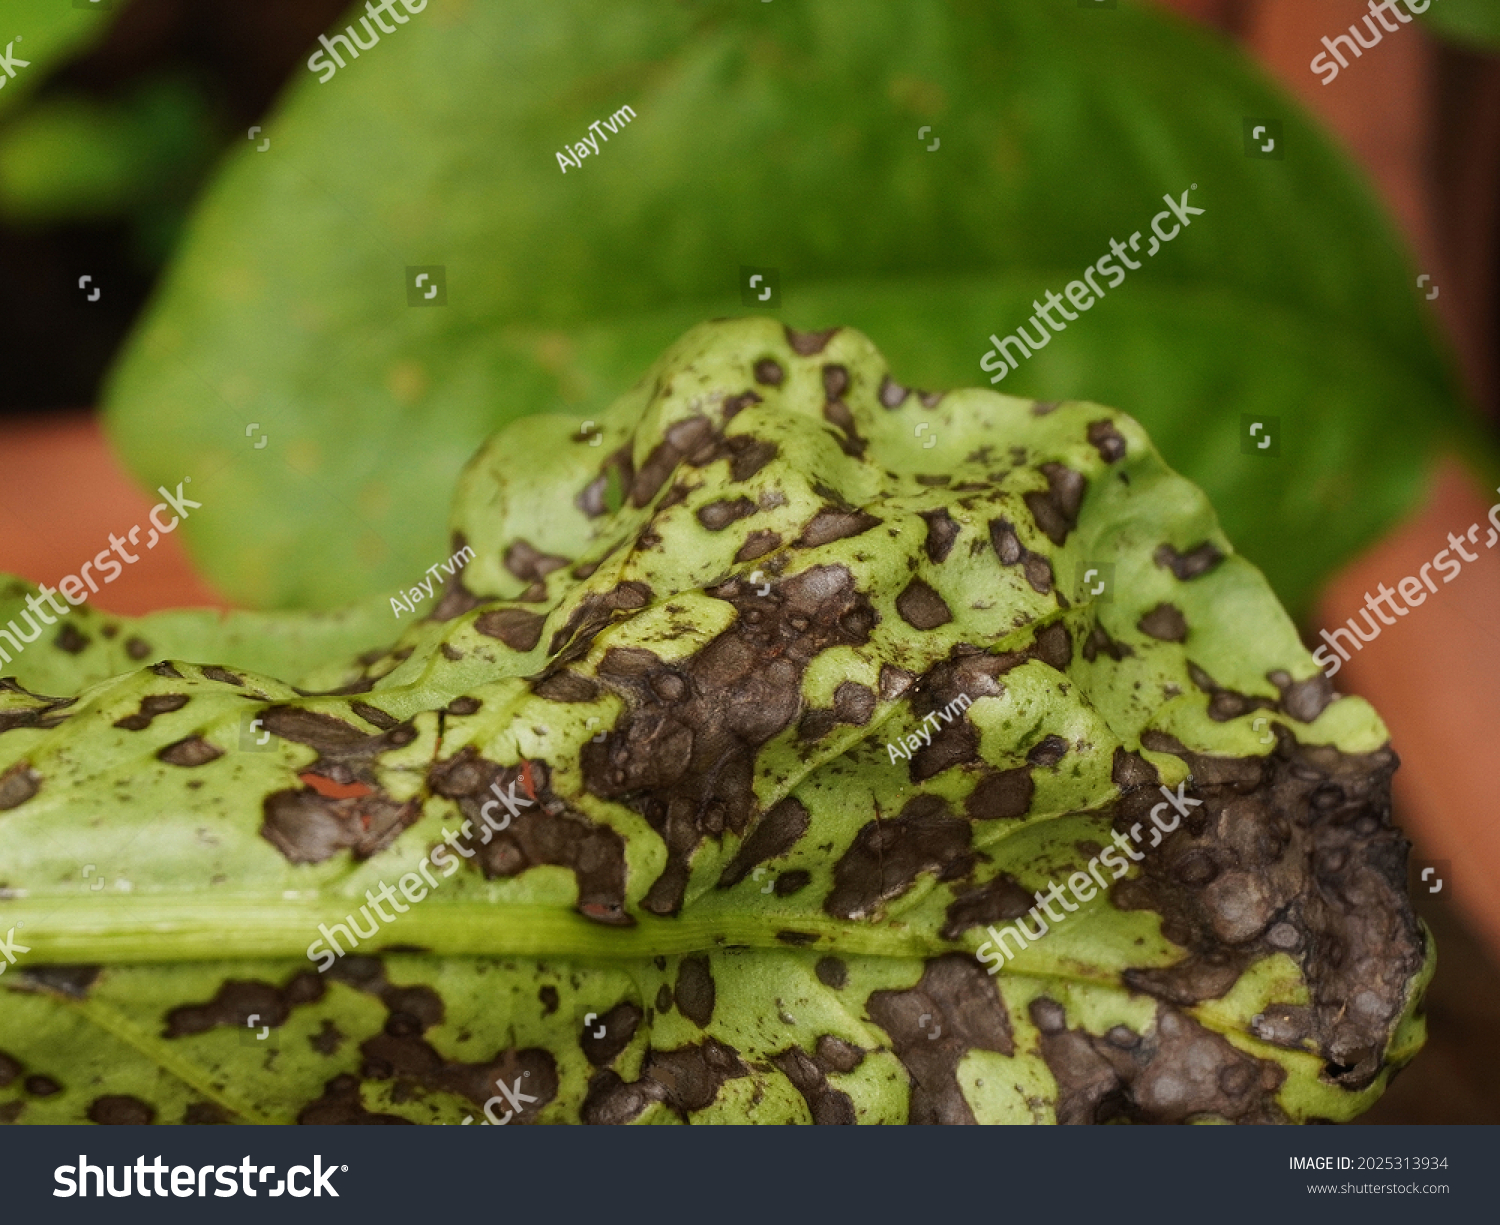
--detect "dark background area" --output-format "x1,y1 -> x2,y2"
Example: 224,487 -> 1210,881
0,0 -> 348,411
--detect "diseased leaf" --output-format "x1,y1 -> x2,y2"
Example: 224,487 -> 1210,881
1,321 -> 1432,1123
104,0 -> 1478,619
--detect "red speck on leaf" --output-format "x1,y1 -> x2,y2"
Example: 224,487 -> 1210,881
300,773 -> 373,800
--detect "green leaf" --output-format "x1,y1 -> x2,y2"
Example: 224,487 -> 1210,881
1419,0 -> 1500,51
0,77 -> 219,227
0,0 -> 120,122
2,320 -> 1433,1123
103,0 -> 1476,619
0,578 -> 397,697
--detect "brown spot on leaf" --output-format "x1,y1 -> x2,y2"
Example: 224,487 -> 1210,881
582,1001 -> 642,1067
821,364 -> 849,400
988,517 -> 1053,594
88,1095 -> 156,1125
867,954 -> 1014,1124
942,873 -> 1037,940
1023,463 -> 1087,546
697,497 -> 757,531
531,672 -> 599,703
719,391 -> 763,421
1114,738 -> 1422,1090
827,795 -> 972,921
1187,663 -> 1277,723
165,974 -> 326,1038
158,736 -> 223,767
774,870 -> 811,896
795,506 -> 881,548
832,681 -> 875,725
113,693 -> 190,731
1087,419 -> 1127,463
1111,748 -> 1159,790
965,768 -> 1035,821
505,540 -> 571,584
584,566 -> 873,915
1269,669 -> 1335,723
1027,734 -> 1069,767
878,375 -> 910,409
260,788 -> 420,864
771,1047 -> 856,1124
1033,1000 -> 1286,1123
785,326 -> 840,355
722,436 -> 779,482
431,751 -> 633,927
734,530 -> 781,563
1083,623 -> 1133,663
896,579 -> 952,630
350,701 -> 400,730
1138,603 -> 1188,642
297,1073 -> 412,1125
0,764 -> 48,815
582,1039 -> 747,1123
754,358 -> 785,386
675,958 -> 716,1027
18,964 -> 99,997
919,508 -> 961,563
430,577 -> 485,622
879,664 -> 917,701
717,797 -> 811,889
474,608 -> 546,651
1154,541 -> 1225,581
821,398 -> 867,457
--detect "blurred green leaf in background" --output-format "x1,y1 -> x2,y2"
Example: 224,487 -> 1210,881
0,0 -> 118,122
0,75 -> 220,262
1421,0 -> 1500,52
101,0 -> 1485,618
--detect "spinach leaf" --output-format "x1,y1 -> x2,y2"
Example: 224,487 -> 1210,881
2,320 -> 1433,1123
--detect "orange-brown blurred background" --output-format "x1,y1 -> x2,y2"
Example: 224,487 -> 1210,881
1,0 -> 1496,1121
